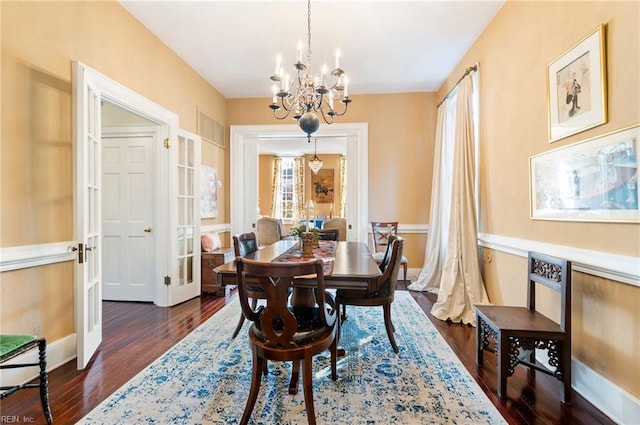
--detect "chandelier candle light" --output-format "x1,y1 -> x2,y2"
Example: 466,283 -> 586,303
269,0 -> 351,141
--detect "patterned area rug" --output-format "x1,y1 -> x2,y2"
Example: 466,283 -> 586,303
79,291 -> 505,424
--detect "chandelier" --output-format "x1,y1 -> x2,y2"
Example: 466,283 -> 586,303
269,0 -> 351,141
308,138 -> 323,174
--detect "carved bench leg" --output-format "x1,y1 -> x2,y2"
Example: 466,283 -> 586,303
561,341 -> 572,405
476,316 -> 484,367
497,332 -> 509,398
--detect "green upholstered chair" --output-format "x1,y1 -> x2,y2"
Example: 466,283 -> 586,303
0,335 -> 53,423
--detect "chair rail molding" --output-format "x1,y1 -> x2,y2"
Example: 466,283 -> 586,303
478,233 -> 639,287
0,241 -> 77,272
201,223 -> 231,234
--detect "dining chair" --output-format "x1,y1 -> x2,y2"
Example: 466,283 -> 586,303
231,232 -> 261,339
0,335 -> 53,424
336,235 -> 405,354
256,216 -> 286,246
235,257 -> 338,425
322,218 -> 346,241
475,252 -> 572,404
317,228 -> 339,241
370,221 -> 408,280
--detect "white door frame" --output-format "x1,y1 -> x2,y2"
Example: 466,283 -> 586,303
229,123 -> 369,243
73,62 -> 179,368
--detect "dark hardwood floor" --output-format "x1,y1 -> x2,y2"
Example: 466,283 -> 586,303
1,283 -> 614,424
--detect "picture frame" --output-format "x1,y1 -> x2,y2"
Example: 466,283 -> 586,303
530,124 -> 639,223
547,24 -> 607,143
200,165 -> 219,218
311,169 -> 334,203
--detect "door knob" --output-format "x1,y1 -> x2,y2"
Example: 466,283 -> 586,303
144,226 -> 152,233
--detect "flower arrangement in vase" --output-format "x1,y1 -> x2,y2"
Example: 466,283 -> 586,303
290,224 -> 319,246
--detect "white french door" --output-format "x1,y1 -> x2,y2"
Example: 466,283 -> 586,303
73,64 -> 103,369
74,62 -> 191,369
167,130 -> 201,305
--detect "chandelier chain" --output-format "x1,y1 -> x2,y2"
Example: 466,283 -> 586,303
268,0 -> 352,138
306,0 -> 312,68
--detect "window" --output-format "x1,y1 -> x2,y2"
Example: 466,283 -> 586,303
272,157 -> 303,221
279,157 -> 295,219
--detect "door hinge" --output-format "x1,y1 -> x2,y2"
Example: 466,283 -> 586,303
163,138 -> 171,149
78,243 -> 84,264
164,276 -> 171,286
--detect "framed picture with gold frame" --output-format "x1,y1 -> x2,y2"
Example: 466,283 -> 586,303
311,169 -> 334,203
530,124 -> 639,223
547,24 -> 607,143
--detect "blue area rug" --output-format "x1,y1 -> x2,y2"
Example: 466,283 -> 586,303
79,291 -> 505,424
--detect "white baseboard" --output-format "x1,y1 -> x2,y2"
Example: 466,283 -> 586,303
573,358 -> 640,425
0,334 -> 76,388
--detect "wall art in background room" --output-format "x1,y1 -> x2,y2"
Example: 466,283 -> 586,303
547,24 -> 607,143
530,124 -> 639,222
201,166 -> 219,218
312,169 -> 334,203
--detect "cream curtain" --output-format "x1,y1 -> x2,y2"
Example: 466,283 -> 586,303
293,157 -> 305,221
407,104 -> 452,293
409,71 -> 489,326
270,157 -> 282,217
338,155 -> 347,217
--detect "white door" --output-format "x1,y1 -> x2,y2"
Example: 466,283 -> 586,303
167,130 -> 201,305
102,128 -> 156,302
243,137 -> 259,234
73,63 -> 103,369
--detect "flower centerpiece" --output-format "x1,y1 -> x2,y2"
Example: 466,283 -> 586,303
290,223 -> 320,247
290,224 -> 319,239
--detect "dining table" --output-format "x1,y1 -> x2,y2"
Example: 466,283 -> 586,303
214,239 -> 382,293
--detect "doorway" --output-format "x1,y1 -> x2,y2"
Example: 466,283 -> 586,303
73,62 -> 201,369
229,123 -> 369,242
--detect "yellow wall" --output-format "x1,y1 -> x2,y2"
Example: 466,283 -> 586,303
441,1 -> 639,398
1,0 -> 638,404
1,1 -> 227,340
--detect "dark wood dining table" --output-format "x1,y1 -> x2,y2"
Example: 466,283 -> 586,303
214,239 -> 382,292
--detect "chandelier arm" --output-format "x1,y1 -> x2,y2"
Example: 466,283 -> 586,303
330,99 -> 350,117
318,106 -> 334,125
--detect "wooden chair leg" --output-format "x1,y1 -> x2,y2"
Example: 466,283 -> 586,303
231,314 -> 245,339
232,298 -> 258,339
289,360 -> 300,394
240,350 -> 264,425
302,355 -> 316,425
37,339 -> 53,424
402,263 -> 407,280
330,334 -> 337,381
383,304 -> 399,354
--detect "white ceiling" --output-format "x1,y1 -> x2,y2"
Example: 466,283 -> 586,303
119,0 -> 504,99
